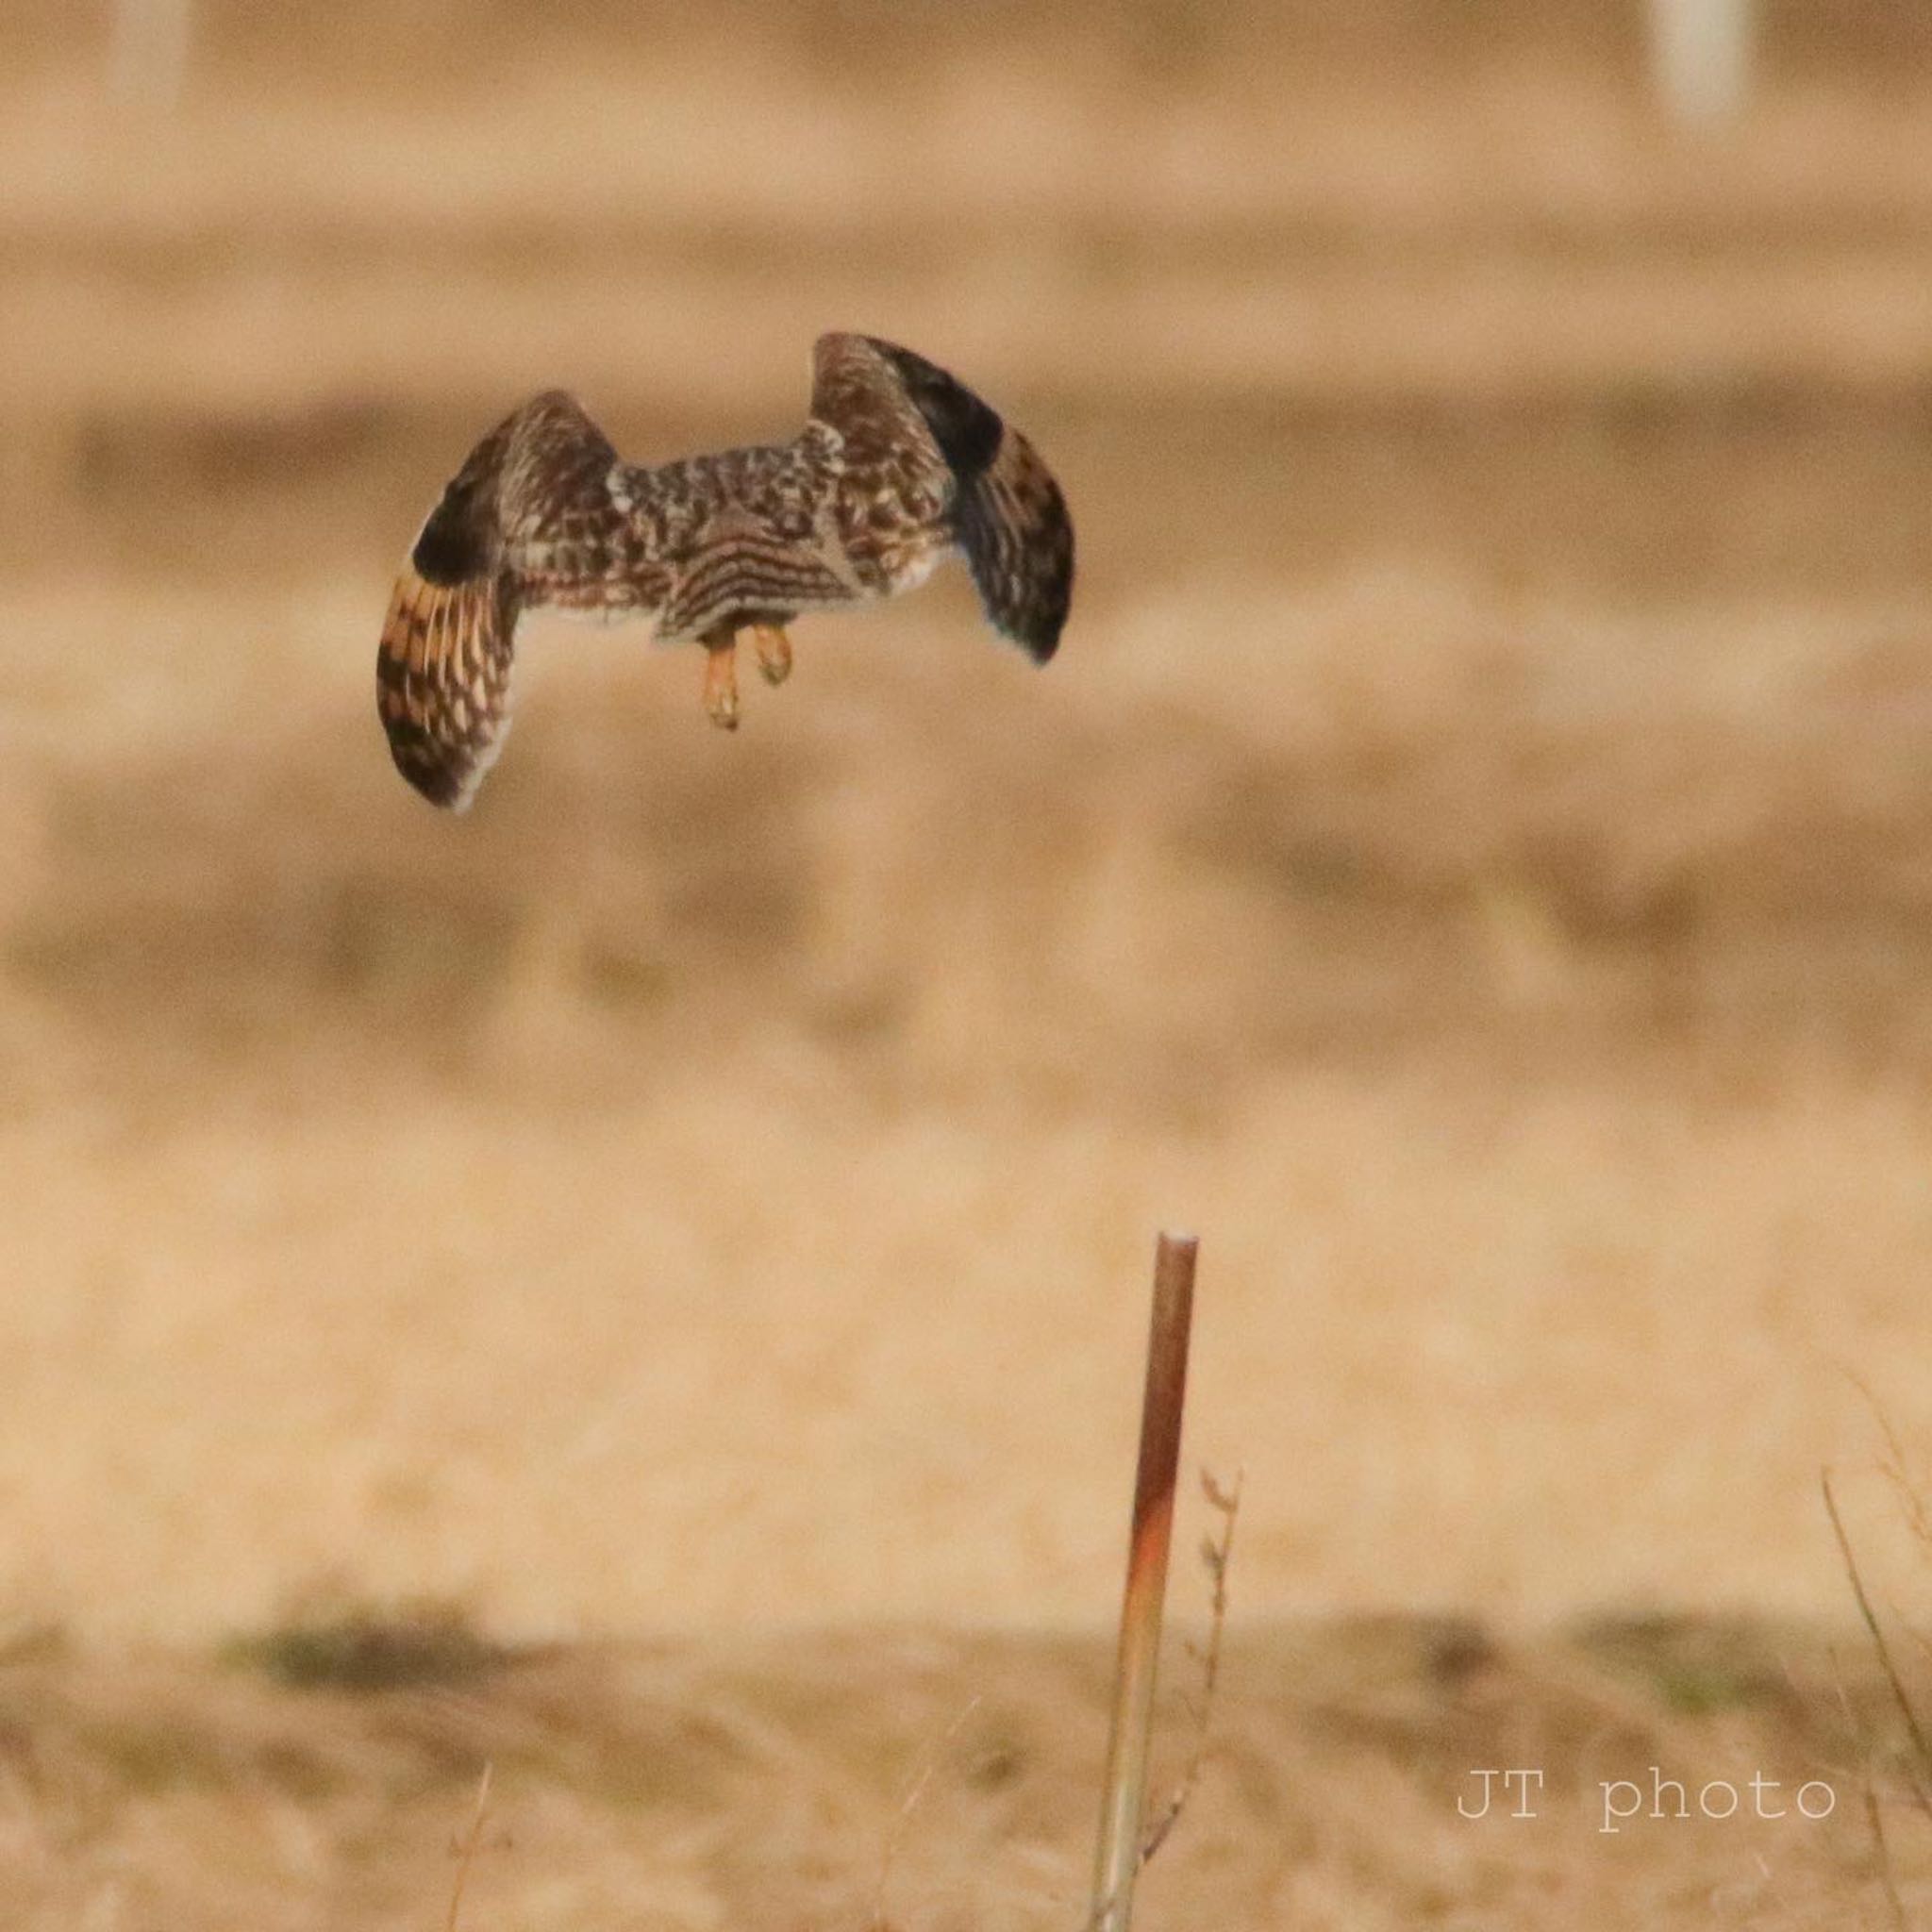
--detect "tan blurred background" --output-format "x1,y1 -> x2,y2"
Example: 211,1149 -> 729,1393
14,7 -> 1932,1927
4,0 -> 1932,1645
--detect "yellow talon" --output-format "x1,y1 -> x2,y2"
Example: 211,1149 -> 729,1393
703,631 -> 741,730
750,622 -> 792,687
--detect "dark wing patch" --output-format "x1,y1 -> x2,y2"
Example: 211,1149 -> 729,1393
409,415 -> 514,586
862,338 -> 1005,479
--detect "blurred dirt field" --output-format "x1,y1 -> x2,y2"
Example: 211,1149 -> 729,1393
6,1616 -> 1931,1932
8,1 -> 1932,1924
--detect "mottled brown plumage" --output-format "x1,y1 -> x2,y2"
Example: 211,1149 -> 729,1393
376,332 -> 1074,808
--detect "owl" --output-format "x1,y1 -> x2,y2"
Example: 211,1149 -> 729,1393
376,332 -> 1074,808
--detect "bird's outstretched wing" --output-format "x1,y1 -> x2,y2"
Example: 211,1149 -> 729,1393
376,391 -> 631,808
808,334 -> 1074,662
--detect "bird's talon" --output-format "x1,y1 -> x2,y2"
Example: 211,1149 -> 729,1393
751,623 -> 793,687
703,634 -> 741,730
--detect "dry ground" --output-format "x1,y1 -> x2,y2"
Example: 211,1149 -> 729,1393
6,1 -> 1932,1923
6,1614 -> 1932,1931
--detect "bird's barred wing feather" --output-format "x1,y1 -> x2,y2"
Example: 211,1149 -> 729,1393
376,391 -> 627,808
808,333 -> 1074,661
376,569 -> 520,809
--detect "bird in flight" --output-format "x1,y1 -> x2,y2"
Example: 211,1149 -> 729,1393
376,332 -> 1074,808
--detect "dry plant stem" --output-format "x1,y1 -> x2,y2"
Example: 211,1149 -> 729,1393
1138,1469 -> 1241,1870
1822,1473 -> 1932,1782
1089,1230 -> 1198,1932
444,1760 -> 494,1932
1844,1373 -> 1932,1552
